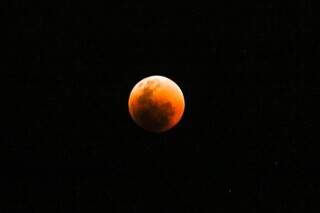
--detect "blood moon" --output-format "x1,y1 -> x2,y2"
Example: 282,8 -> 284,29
128,75 -> 185,133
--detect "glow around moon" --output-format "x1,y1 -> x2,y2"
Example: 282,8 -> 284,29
128,75 -> 185,133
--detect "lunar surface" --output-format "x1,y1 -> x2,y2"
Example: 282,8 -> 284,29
128,75 -> 185,133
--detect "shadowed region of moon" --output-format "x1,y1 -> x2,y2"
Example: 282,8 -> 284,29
128,75 -> 185,133
133,80 -> 175,132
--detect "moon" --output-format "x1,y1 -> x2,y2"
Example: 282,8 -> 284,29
128,75 -> 185,133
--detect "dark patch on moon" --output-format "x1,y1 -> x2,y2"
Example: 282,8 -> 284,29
133,79 -> 175,132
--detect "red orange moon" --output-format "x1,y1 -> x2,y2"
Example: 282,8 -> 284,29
128,75 -> 185,133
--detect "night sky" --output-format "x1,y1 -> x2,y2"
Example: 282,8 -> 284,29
2,1 -> 317,212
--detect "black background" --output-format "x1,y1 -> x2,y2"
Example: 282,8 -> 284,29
2,1 -> 317,212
